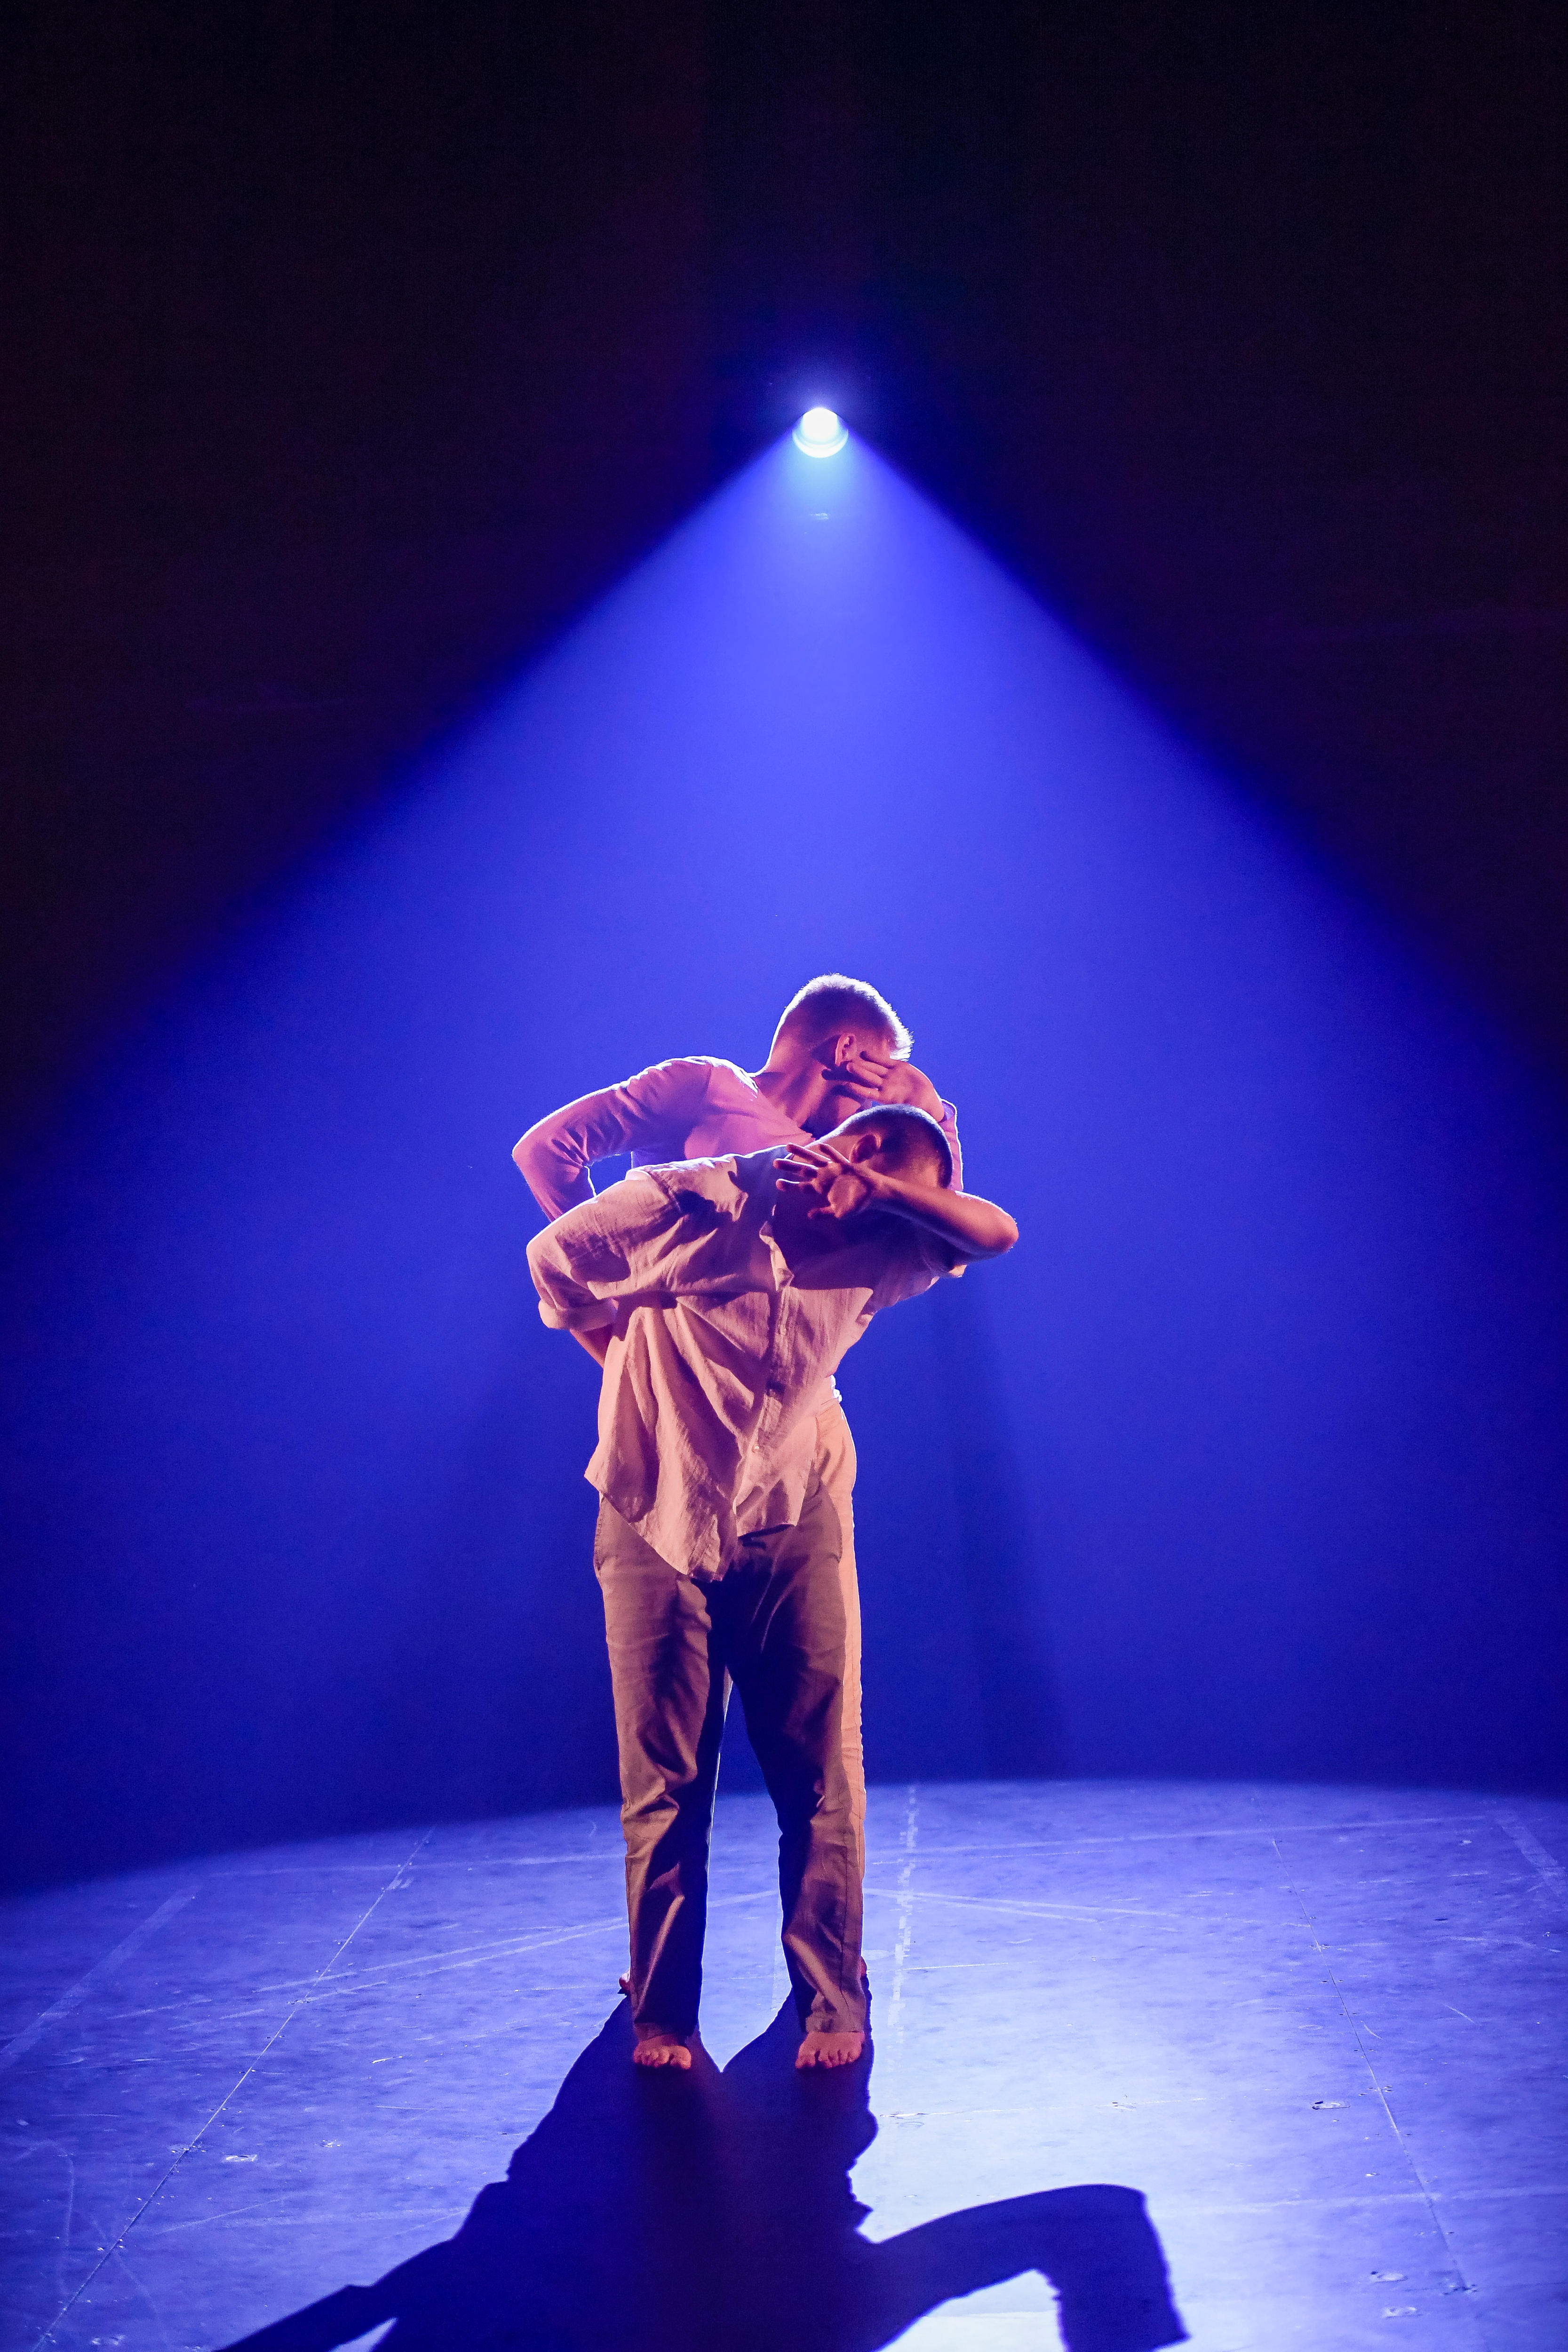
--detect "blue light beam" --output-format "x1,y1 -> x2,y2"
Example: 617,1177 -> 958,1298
3,428 -> 1565,1883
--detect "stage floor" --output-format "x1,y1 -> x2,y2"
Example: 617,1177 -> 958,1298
3,1780 -> 1564,2350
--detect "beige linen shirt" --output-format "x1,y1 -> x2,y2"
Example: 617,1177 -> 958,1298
526,1147 -> 951,1573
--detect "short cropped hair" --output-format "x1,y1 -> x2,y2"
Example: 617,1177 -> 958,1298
834,1103 -> 953,1189
774,974 -> 913,1060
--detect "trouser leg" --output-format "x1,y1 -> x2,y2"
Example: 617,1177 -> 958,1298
813,1400 -> 865,1883
594,1500 -> 725,2036
722,1471 -> 867,2037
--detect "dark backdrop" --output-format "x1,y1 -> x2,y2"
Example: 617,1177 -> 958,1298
4,2 -> 1565,1886
9,0 -> 1566,1120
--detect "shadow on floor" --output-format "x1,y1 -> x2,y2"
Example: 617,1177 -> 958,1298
222,2001 -> 1186,2352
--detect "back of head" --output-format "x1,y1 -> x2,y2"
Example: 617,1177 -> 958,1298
773,973 -> 913,1060
834,1102 -> 953,1189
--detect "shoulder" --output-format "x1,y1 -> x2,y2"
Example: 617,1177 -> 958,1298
625,1055 -> 747,1108
530,1165 -> 682,1255
680,1056 -> 756,1102
631,1154 -> 754,1241
639,1152 -> 749,1207
625,1055 -> 710,1097
728,1143 -> 787,1197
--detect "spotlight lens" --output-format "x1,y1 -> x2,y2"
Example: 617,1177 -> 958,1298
793,406 -> 848,456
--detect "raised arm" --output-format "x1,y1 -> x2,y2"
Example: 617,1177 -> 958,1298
513,1060 -> 709,1220
514,1085 -> 642,1220
836,1054 -> 965,1190
779,1139 -> 1016,1263
873,1176 -> 1015,1262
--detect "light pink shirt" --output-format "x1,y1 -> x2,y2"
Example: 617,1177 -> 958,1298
526,1147 -> 951,1573
515,1055 -> 963,1223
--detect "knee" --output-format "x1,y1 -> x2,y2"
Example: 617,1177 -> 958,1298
620,1755 -> 711,1836
770,1748 -> 857,1828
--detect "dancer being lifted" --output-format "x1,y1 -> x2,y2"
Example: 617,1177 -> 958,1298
525,1101 -> 1018,2067
514,975 -> 963,1884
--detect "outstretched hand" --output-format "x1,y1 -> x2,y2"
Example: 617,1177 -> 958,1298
775,1137 -> 897,1223
779,1138 -> 1019,1263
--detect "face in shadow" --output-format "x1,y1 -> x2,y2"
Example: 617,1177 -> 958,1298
223,2001 -> 1185,2352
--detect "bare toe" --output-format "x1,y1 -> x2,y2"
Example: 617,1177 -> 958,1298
632,2032 -> 692,2069
796,2031 -> 865,2070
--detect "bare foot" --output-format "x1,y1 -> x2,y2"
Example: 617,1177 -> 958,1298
632,2026 -> 692,2070
796,2031 -> 866,2069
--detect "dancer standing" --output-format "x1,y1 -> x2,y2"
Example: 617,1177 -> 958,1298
514,975 -> 964,1880
525,1105 -> 1018,2067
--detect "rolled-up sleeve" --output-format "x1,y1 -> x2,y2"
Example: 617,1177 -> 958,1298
526,1231 -> 620,1331
525,1172 -> 683,1331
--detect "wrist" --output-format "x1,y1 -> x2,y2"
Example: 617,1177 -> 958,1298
871,1173 -> 918,1216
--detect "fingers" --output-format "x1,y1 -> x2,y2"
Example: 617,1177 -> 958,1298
827,1053 -> 894,1098
877,1059 -> 942,1112
777,1137 -> 873,1222
779,1142 -> 838,1176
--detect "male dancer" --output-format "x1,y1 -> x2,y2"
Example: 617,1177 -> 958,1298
525,1105 -> 1018,2069
512,974 -> 961,1222
513,975 -> 963,1881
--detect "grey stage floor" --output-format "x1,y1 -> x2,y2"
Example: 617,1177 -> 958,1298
2,1781 -> 1565,2351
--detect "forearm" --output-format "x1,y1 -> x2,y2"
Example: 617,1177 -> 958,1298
514,1129 -> 596,1221
513,1084 -> 640,1220
880,1181 -> 1017,1262
569,1325 -> 613,1368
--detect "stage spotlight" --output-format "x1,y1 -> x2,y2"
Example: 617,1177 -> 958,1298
793,406 -> 848,457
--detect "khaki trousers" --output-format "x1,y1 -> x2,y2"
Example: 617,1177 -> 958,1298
813,1397 -> 865,1880
594,1452 -> 867,2041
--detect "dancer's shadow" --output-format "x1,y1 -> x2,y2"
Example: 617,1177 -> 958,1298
223,2002 -> 1186,2352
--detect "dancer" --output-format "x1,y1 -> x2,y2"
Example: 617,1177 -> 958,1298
525,1104 -> 1018,2069
513,975 -> 963,1882
512,975 -> 962,1222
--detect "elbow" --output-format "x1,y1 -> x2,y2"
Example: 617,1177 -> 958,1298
513,1130 -> 559,1216
946,1208 -> 1017,1266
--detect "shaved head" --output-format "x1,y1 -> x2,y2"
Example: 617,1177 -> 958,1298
773,973 -> 913,1059
828,1103 -> 953,1188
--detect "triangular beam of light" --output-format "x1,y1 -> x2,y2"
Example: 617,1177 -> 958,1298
4,430 -> 1564,1881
